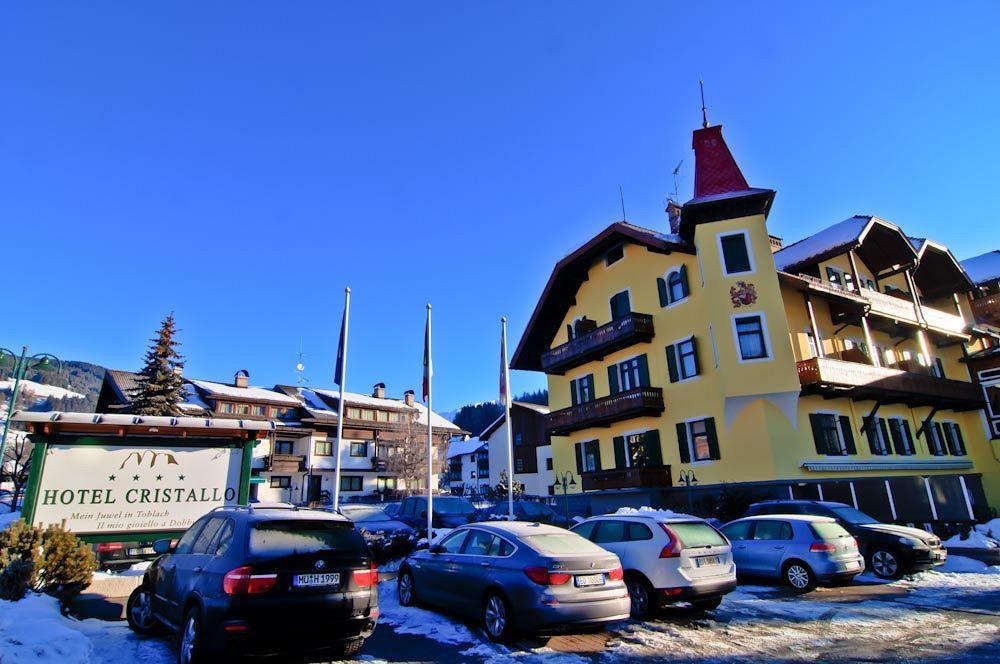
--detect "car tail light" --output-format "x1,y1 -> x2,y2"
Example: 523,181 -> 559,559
353,562 -> 379,588
658,524 -> 682,558
849,537 -> 859,549
523,566 -> 571,585
608,566 -> 624,581
809,542 -> 836,553
223,566 -> 278,595
96,542 -> 123,554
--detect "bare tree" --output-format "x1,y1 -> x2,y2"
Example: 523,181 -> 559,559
2,431 -> 33,511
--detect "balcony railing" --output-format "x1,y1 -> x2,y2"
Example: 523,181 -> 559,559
541,312 -> 655,374
797,357 -> 984,411
971,294 -> 1000,326
582,464 -> 672,492
921,305 -> 966,335
546,387 -> 665,435
269,453 -> 305,472
860,287 -> 920,325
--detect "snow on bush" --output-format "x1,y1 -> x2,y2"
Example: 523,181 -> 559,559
0,593 -> 93,663
614,505 -> 697,520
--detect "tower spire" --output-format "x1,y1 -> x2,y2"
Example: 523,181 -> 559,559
700,80 -> 709,129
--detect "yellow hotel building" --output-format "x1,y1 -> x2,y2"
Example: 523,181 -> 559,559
512,119 -> 1000,524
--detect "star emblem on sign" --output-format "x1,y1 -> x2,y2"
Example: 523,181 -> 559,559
108,474 -> 116,481
132,474 -> 140,481
178,475 -> 186,481
155,475 -> 163,481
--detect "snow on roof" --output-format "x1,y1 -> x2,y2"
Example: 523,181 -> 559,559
312,388 -> 412,411
0,379 -> 84,402
178,384 -> 210,412
189,379 -> 301,405
773,216 -> 870,271
961,250 -> 1000,286
513,400 -> 549,415
12,410 -> 276,430
413,401 -> 463,432
446,436 -> 486,459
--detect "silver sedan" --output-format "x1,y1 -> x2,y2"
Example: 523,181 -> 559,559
397,521 -> 630,641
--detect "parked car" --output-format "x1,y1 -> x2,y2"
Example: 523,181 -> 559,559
94,538 -> 164,572
721,515 -> 864,591
396,521 -> 630,641
571,513 -> 735,618
743,500 -> 946,579
396,495 -> 478,533
339,504 -> 417,560
479,500 -> 572,527
126,505 -> 379,663
381,502 -> 401,518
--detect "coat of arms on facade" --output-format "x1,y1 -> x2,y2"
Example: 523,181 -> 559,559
730,281 -> 758,308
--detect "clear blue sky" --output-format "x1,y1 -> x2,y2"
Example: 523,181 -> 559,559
2,2 -> 998,411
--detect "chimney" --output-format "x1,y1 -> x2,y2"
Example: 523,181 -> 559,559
372,382 -> 386,399
403,389 -> 415,407
769,235 -> 783,253
666,199 -> 683,235
692,125 -> 750,199
234,369 -> 249,389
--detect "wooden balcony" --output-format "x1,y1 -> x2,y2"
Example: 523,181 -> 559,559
541,312 -> 655,374
797,357 -> 985,411
269,453 -> 306,472
546,387 -> 665,435
582,465 -> 672,492
971,294 -> 1000,326
921,305 -> 967,335
860,287 -> 920,325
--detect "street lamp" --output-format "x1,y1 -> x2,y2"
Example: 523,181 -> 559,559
1,346 -> 62,476
552,471 -> 577,525
678,469 -> 698,515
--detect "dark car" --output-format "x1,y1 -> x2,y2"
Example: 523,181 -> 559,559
480,500 -> 571,527
339,504 -> 417,561
396,495 -> 477,534
381,502 -> 401,518
126,505 -> 379,663
94,539 -> 164,572
743,500 -> 946,579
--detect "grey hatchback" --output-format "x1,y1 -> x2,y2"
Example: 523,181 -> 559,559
397,522 -> 630,641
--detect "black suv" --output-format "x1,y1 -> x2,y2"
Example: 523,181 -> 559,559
396,495 -> 477,534
126,505 -> 378,663
743,500 -> 946,579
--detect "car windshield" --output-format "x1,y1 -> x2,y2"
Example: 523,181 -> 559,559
341,506 -> 392,523
434,497 -> 476,515
829,506 -> 879,525
519,503 -> 555,517
250,520 -> 366,557
668,522 -> 727,548
523,533 -> 606,556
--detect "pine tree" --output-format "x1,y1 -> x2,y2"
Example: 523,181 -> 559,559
129,314 -> 186,416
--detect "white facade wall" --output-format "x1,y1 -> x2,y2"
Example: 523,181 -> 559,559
486,418 -> 554,498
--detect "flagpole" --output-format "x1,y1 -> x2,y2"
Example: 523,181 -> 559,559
501,317 -> 515,521
333,287 -> 350,511
425,304 -> 434,540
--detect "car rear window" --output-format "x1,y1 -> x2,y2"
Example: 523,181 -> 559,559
523,533 -> 606,556
810,522 -> 851,539
669,522 -> 727,548
250,520 -> 366,558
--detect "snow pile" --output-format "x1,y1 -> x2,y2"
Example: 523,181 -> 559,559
975,518 -> 1000,539
936,556 -> 1000,574
0,509 -> 21,530
0,379 -> 85,402
0,594 -> 93,663
613,506 -> 698,520
942,530 -> 999,549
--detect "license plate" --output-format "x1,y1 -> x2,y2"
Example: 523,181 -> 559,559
575,573 -> 605,587
127,547 -> 154,556
293,573 -> 340,587
844,560 -> 860,570
695,555 -> 721,568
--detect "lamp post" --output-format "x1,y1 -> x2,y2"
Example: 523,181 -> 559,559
1,346 -> 62,485
552,471 -> 577,525
678,469 -> 698,515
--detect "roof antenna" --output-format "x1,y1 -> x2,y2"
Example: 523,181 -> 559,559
618,185 -> 627,221
295,337 -> 308,385
671,160 -> 684,200
700,80 -> 710,128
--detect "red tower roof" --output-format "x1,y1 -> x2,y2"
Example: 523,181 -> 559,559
692,125 -> 750,199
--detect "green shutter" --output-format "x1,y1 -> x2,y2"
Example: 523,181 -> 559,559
704,418 -> 720,460
613,436 -> 626,469
607,365 -> 620,395
839,416 -> 857,455
575,443 -> 584,474
932,422 -> 945,455
642,430 -> 664,466
665,345 -> 679,383
637,354 -> 650,387
901,420 -> 914,455
570,379 -> 578,406
952,424 -> 966,455
878,419 -> 891,456
888,420 -> 905,455
865,417 -> 880,454
691,337 -> 701,376
657,277 -> 668,307
675,422 -> 691,464
679,264 -> 690,297
582,374 -> 594,403
809,413 -> 828,455
826,267 -> 840,285
589,441 -> 603,471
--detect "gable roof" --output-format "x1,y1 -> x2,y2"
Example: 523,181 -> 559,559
962,250 -> 1000,286
511,221 -> 692,371
189,379 -> 302,406
446,436 -> 486,459
774,215 -> 918,275
100,368 -> 210,414
909,237 -> 975,298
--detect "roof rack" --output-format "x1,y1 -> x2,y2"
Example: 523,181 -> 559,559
209,503 -> 300,515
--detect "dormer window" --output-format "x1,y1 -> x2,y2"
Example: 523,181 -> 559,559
605,244 -> 624,267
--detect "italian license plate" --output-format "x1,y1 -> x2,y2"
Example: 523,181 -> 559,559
695,555 -> 721,568
844,560 -> 860,570
128,547 -> 154,556
293,573 -> 340,588
575,573 -> 605,587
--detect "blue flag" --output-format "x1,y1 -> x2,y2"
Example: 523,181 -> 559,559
334,315 -> 346,387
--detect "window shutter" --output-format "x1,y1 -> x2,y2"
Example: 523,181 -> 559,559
826,267 -> 840,285
704,418 -> 721,460
809,414 -> 828,455
878,419 -> 891,456
566,324 -> 573,341
901,420 -> 914,455
691,337 -> 701,376
642,429 -> 664,465
839,416 -> 857,455
675,422 -> 691,464
575,443 -> 584,474
934,358 -> 946,379
570,379 -> 578,406
657,277 -> 668,307
865,417 -> 880,454
637,354 -> 650,387
665,345 -> 679,383
607,365 -> 620,395
591,441 -> 603,471
679,264 -> 690,297
952,424 -> 966,455
932,422 -> 945,455
613,436 -> 626,469
888,420 -> 905,455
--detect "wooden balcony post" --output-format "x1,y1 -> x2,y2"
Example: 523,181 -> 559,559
904,268 -> 926,327
860,316 -> 880,367
804,294 -> 825,359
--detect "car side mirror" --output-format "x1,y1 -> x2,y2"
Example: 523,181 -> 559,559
419,510 -> 427,519
429,544 -> 444,554
153,538 -> 175,554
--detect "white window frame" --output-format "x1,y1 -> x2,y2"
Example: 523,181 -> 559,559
867,417 -> 890,456
731,311 -> 773,364
604,243 -> 626,269
682,416 -> 715,465
613,352 -> 645,392
662,267 -> 689,308
938,419 -> 964,456
717,229 -> 756,276
671,334 -> 700,383
568,371 -> 594,404
885,416 -> 914,455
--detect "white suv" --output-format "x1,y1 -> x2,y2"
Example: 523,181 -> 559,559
571,511 -> 736,618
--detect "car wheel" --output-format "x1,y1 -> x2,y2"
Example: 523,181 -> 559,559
691,596 -> 723,612
483,592 -> 513,642
178,608 -> 204,664
327,637 -> 365,659
869,549 -> 903,580
625,575 -> 654,619
783,561 -> 816,593
397,569 -> 417,607
126,586 -> 159,634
